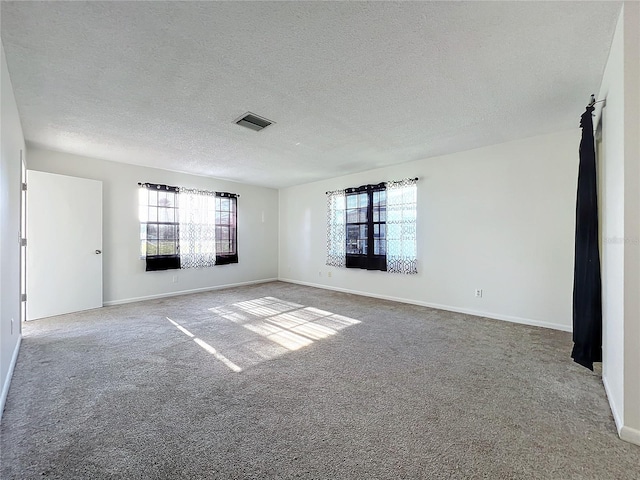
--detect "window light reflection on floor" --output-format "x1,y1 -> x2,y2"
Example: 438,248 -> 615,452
166,317 -> 243,372
209,296 -> 361,353
167,297 -> 360,373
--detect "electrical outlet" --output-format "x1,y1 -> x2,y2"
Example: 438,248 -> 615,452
172,275 -> 179,284
319,271 -> 322,277
327,271 -> 332,278
475,289 -> 483,298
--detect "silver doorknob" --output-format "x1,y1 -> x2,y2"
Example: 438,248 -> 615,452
95,250 -> 102,254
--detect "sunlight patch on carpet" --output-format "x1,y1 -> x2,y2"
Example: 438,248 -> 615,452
166,298 -> 360,371
167,317 -> 243,372
207,297 -> 361,366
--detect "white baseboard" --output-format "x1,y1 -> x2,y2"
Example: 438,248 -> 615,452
620,426 -> 640,446
0,334 -> 22,424
103,278 -> 279,306
278,277 -> 572,332
602,375 -> 624,434
602,376 -> 640,447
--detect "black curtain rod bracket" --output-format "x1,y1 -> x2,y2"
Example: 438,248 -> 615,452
587,94 -> 605,108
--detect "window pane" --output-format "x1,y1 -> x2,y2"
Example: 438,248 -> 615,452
358,207 -> 367,223
216,241 -> 230,254
346,209 -> 358,223
360,225 -> 368,254
159,241 -> 176,255
159,224 -> 176,240
148,191 -> 158,206
379,207 -> 386,222
147,224 -> 158,239
140,224 -> 147,240
219,197 -> 230,211
158,191 -> 175,208
139,205 -> 148,222
347,195 -> 356,209
358,193 -> 367,208
158,207 -> 174,223
218,211 -> 230,225
346,225 -> 360,254
148,208 -> 157,222
218,226 -> 230,241
147,240 -> 158,255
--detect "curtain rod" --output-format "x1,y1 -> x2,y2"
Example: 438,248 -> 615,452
325,177 -> 418,195
587,94 -> 605,108
138,182 -> 239,197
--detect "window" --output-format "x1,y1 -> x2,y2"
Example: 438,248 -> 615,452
214,193 -> 238,265
138,183 -> 239,270
326,178 -> 417,274
139,184 -> 181,271
345,183 -> 387,271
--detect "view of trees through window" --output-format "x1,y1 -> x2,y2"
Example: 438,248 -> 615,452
139,188 -> 179,257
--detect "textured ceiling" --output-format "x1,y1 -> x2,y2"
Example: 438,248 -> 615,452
1,1 -> 622,188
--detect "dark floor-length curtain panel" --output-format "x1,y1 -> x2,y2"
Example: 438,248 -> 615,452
571,105 -> 602,370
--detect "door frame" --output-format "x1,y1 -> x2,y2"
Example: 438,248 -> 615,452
19,150 -> 26,323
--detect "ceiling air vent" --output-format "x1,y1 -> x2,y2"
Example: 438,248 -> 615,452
235,112 -> 274,132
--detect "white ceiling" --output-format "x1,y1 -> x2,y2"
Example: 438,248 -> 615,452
1,1 -> 621,189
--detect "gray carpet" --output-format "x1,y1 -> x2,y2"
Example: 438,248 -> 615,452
1,281 -> 638,479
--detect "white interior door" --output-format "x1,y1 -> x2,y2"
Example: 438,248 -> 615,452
26,170 -> 103,320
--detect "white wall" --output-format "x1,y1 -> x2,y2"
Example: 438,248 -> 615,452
0,43 -> 25,418
27,148 -> 279,305
279,129 -> 579,331
621,2 -> 640,443
596,1 -> 640,446
597,1 -> 626,437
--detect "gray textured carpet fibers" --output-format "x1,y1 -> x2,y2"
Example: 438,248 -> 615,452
1,282 -> 639,479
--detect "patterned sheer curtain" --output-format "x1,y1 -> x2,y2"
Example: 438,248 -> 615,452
386,178 -> 418,274
178,188 -> 217,269
326,189 -> 346,267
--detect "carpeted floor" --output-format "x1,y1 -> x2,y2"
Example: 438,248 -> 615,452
1,281 -> 639,479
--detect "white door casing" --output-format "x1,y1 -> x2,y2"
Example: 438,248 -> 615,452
26,170 -> 103,320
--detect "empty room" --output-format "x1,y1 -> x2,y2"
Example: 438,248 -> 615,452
1,1 -> 639,478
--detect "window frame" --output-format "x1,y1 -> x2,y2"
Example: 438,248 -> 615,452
139,183 -> 181,271
345,183 -> 387,271
214,192 -> 238,265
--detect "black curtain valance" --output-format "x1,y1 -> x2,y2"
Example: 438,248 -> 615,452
344,183 -> 386,194
146,255 -> 181,272
216,191 -> 239,198
138,182 -> 179,193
